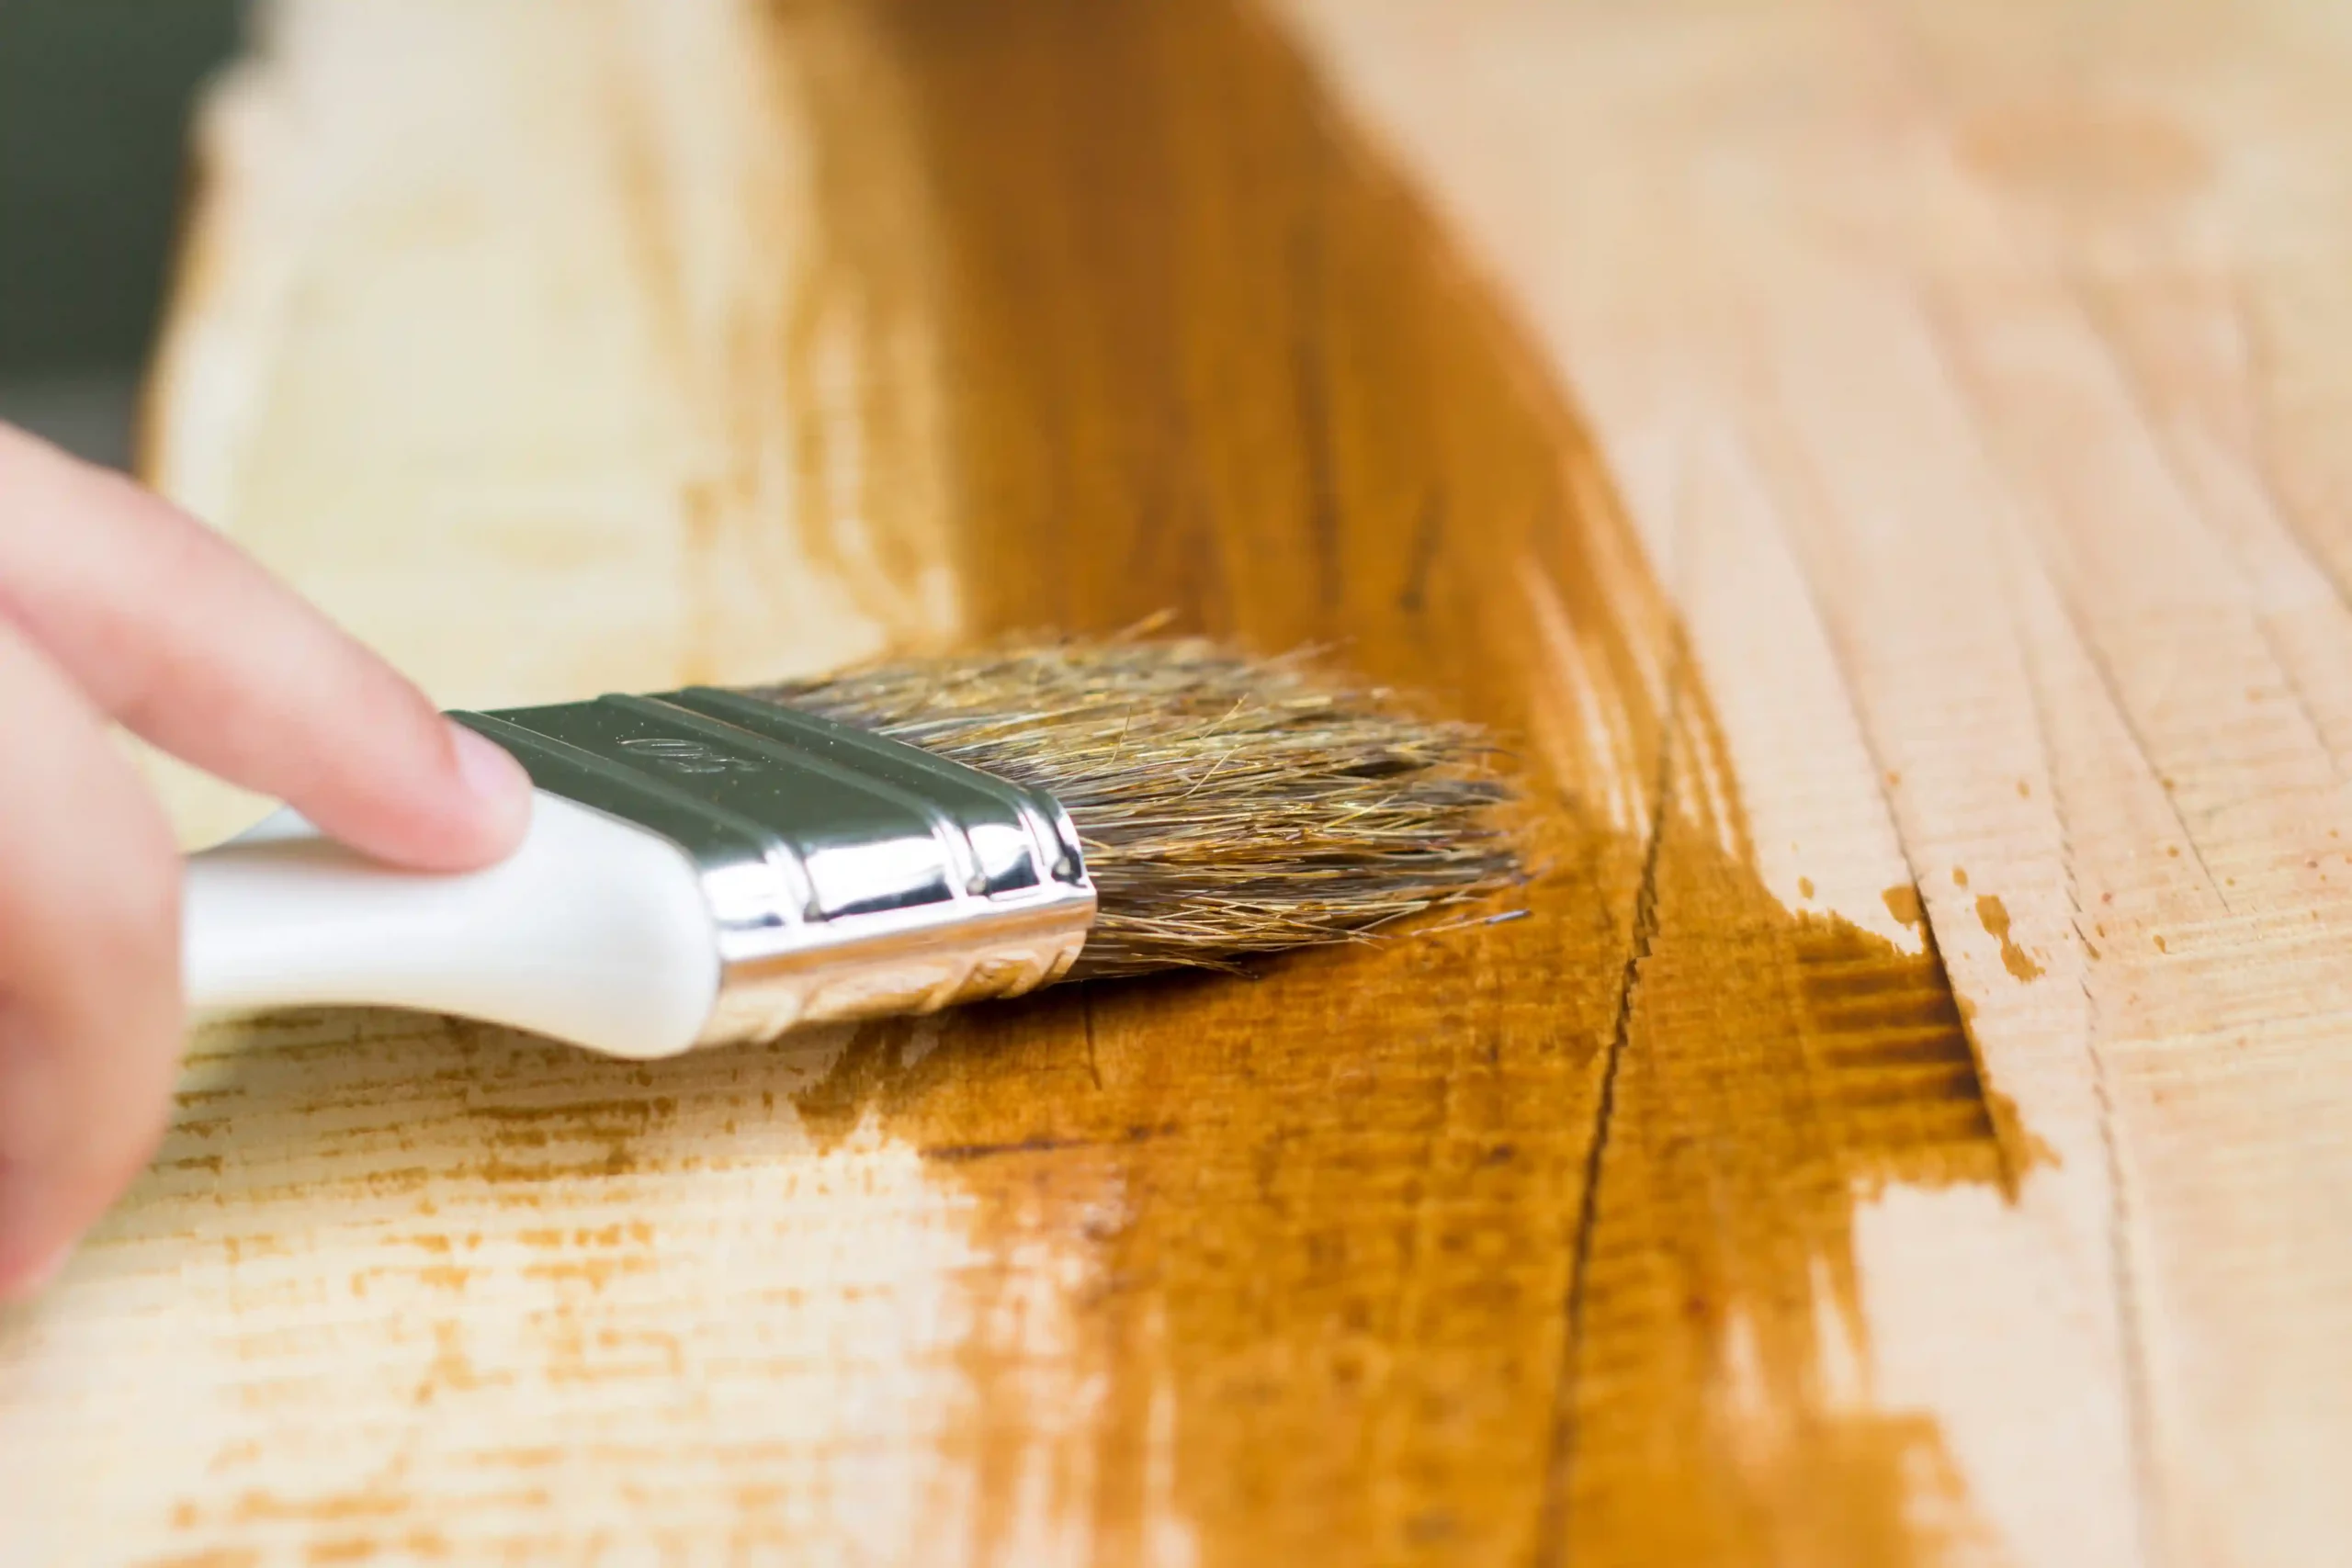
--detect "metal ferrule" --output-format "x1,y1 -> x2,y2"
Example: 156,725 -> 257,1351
451,688 -> 1095,1046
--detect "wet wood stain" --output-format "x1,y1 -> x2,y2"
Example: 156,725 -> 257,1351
773,1 -> 2040,1562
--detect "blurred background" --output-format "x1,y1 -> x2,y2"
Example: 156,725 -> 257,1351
0,0 -> 244,470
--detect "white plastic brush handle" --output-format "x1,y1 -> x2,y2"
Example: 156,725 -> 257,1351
182,793 -> 719,1058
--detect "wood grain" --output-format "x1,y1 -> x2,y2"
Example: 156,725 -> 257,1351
1,1 -> 2346,1564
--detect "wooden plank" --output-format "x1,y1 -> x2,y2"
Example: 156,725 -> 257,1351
0,1 -> 2342,1563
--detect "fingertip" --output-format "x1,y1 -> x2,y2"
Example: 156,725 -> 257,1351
0,1074 -> 174,1311
445,721 -> 534,864
0,1234 -> 74,1305
230,705 -> 535,874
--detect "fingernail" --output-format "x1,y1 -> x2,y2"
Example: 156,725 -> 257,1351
448,722 -> 532,821
0,1237 -> 74,1304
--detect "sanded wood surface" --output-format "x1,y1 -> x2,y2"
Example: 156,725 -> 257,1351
4,2 -> 2349,1564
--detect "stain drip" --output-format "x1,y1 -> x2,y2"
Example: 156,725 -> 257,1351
1977,896 -> 2047,982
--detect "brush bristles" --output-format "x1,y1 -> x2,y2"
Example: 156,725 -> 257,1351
749,638 -> 1519,981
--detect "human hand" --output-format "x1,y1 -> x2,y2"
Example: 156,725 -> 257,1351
0,421 -> 532,1300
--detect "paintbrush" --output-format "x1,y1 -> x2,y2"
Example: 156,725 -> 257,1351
183,637 -> 1517,1056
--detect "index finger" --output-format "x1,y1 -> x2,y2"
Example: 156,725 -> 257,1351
0,423 -> 529,870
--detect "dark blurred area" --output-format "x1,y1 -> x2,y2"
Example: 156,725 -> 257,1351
0,0 -> 245,469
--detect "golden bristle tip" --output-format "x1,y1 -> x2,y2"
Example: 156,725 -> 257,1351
748,635 -> 1526,981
